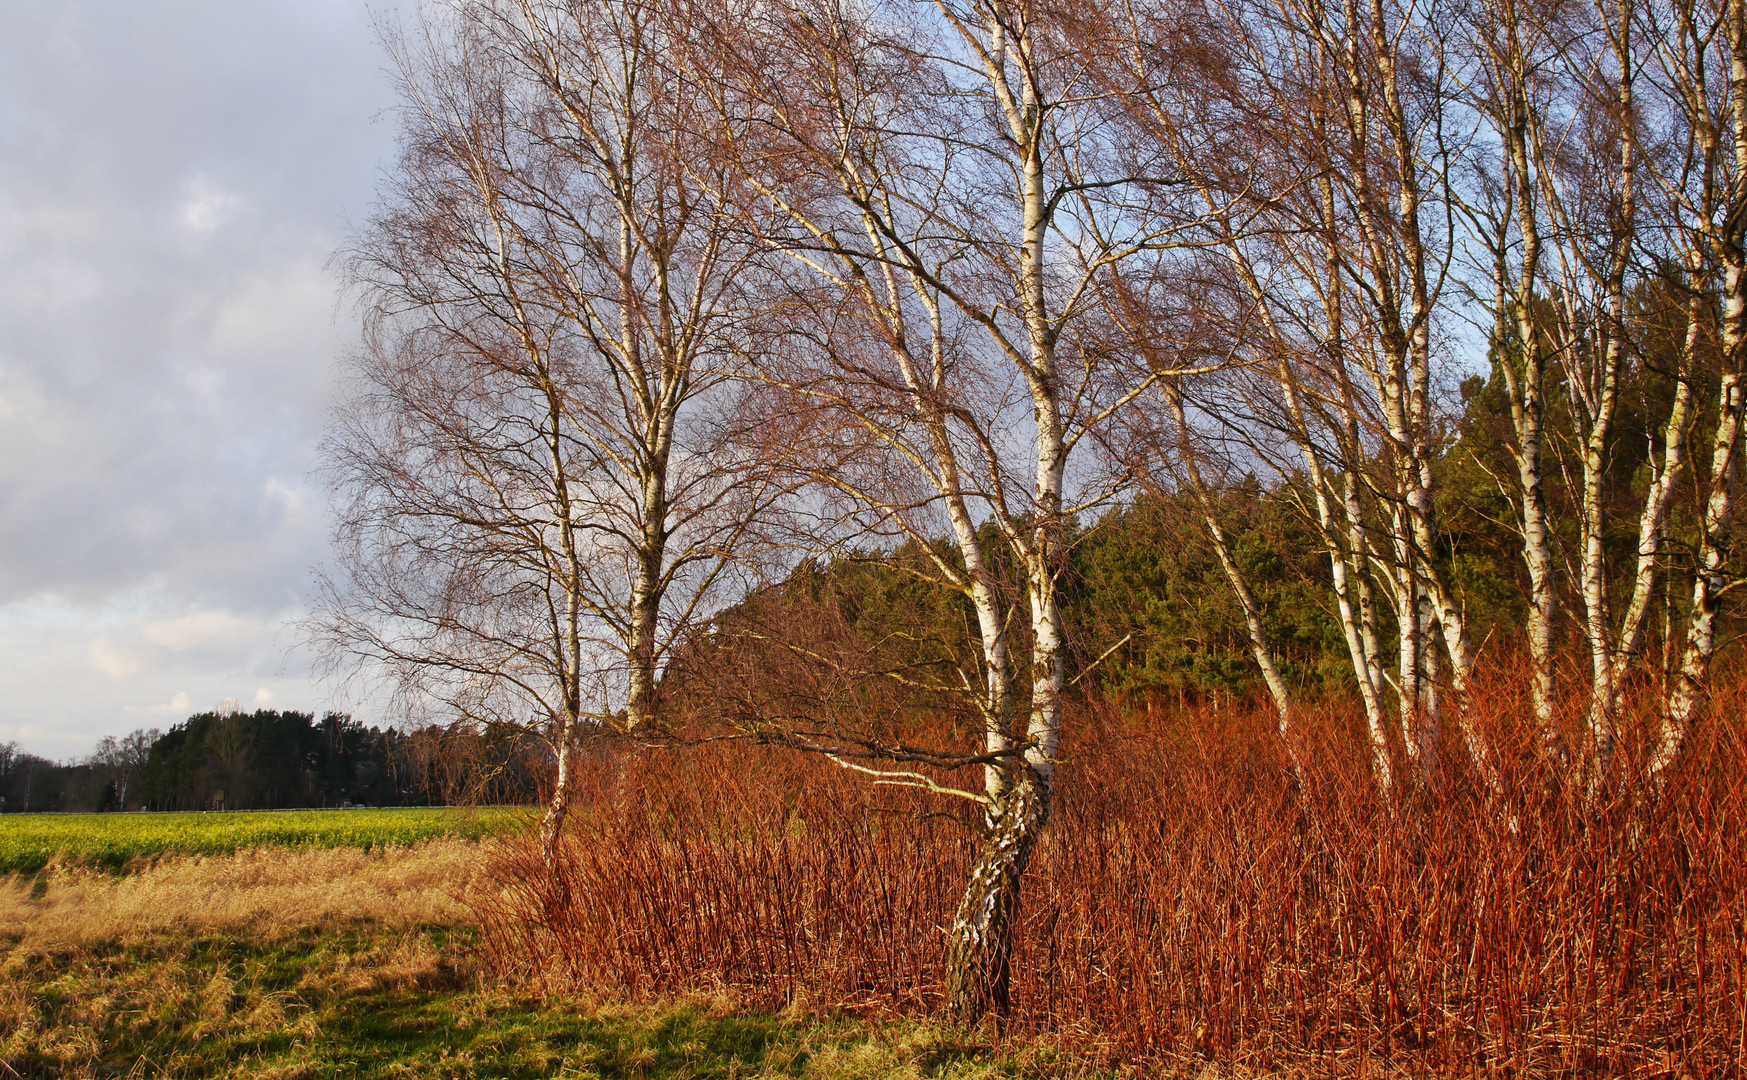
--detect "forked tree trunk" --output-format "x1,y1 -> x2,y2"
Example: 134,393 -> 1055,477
1587,316 -> 1686,774
940,0 -> 1069,1023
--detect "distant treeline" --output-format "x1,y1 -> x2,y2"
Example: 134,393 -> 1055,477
0,710 -> 548,813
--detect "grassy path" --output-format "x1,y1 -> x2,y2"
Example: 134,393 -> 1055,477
3,924 -> 1051,1079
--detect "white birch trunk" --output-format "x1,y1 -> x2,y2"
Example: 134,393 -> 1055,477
1166,383 -> 1305,780
946,5 -> 1064,1019
1657,368 -> 1746,780
1649,0 -> 1747,786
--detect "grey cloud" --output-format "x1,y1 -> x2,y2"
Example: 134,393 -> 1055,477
0,1 -> 401,754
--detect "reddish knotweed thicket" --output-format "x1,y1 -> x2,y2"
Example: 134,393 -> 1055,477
483,677 -> 1747,1075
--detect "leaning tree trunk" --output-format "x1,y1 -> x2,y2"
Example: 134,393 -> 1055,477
944,770 -> 1049,1021
1167,380 -> 1305,781
539,712 -> 574,867
1657,366 -> 1745,782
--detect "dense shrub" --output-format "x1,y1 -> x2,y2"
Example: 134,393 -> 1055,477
484,679 -> 1747,1076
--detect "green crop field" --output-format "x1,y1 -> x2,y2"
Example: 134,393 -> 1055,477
0,806 -> 524,873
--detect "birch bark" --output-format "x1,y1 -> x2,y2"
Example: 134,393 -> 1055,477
1163,381 -> 1304,774
1641,0 -> 1747,783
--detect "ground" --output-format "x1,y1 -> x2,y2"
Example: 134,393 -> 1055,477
0,815 -> 1073,1080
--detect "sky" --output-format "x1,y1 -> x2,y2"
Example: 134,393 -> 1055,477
0,1 -> 402,759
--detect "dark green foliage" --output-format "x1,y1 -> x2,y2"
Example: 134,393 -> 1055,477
672,288 -> 1747,712
672,487 -> 1351,710
138,711 -> 413,811
2,714 -> 547,814
1437,281 -> 1747,665
1067,488 -> 1347,703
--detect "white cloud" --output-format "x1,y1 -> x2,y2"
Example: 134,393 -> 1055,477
146,690 -> 193,716
264,477 -> 306,515
140,610 -> 262,652
177,175 -> 241,235
0,590 -> 327,757
89,638 -> 145,679
0,723 -> 43,745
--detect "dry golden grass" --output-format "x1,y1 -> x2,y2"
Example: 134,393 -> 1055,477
0,839 -> 494,1078
0,837 -> 1071,1079
0,924 -> 471,1079
0,837 -> 492,946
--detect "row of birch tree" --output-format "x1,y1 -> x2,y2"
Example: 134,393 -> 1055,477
318,0 -> 1747,1021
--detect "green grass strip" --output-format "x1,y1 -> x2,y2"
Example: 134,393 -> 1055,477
0,806 -> 523,872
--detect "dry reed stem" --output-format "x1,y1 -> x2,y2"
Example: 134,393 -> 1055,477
0,838 -> 494,946
484,676 -> 1747,1076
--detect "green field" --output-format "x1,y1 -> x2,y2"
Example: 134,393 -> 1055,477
0,806 -> 524,872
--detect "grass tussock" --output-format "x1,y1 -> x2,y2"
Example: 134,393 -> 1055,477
0,837 -> 493,945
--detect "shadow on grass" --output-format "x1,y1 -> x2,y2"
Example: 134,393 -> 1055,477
3,926 -> 1064,1080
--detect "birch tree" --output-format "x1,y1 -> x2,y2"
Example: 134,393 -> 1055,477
1640,0 -> 1747,783
319,0 -> 775,855
1143,0 -> 1491,789
679,0 -> 1212,1020
1468,0 -> 1563,749
1538,0 -> 1654,774
1300,0 -> 1491,775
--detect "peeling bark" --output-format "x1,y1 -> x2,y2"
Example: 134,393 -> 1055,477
944,773 -> 1047,1021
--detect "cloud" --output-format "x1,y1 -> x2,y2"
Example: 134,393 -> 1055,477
177,175 -> 241,235
89,638 -> 146,679
146,691 -> 193,716
140,610 -> 263,653
0,0 -> 400,756
264,478 -> 306,515
0,590 -> 332,757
